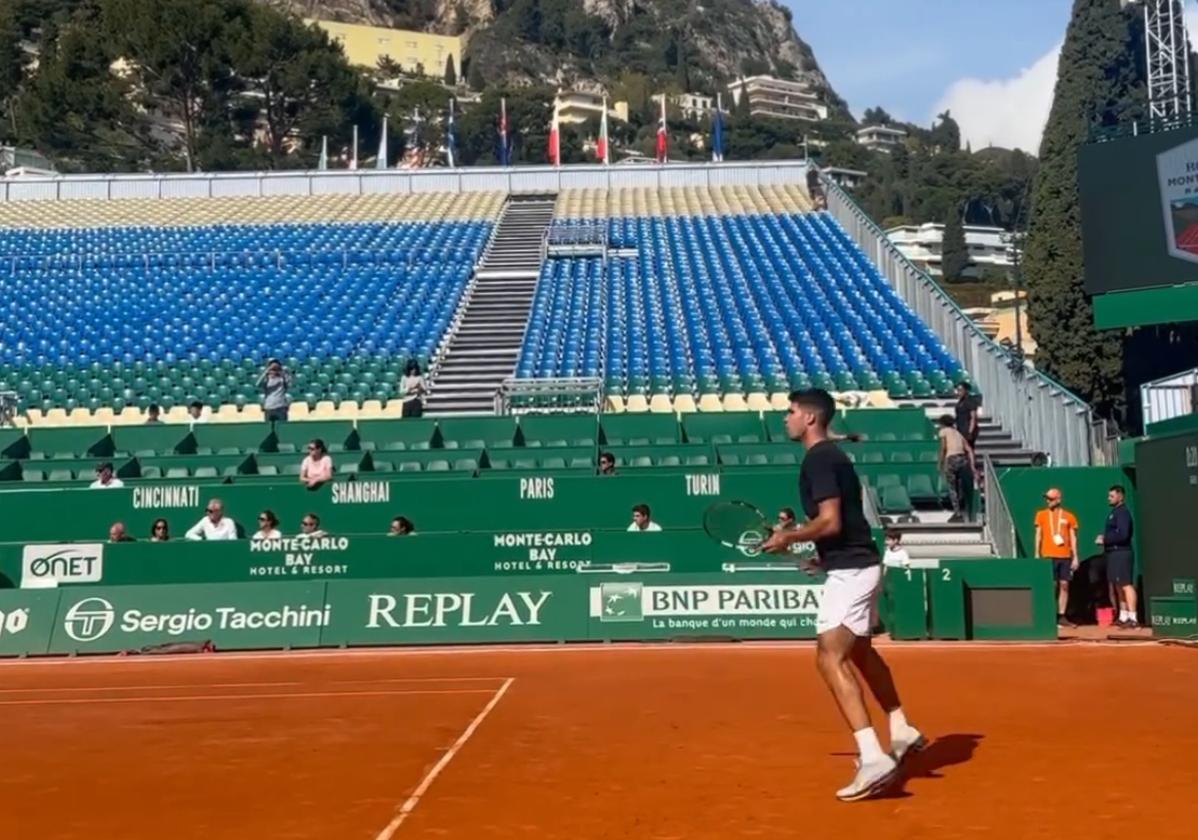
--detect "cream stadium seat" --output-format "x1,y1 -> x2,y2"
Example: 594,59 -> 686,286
746,393 -> 771,412
673,394 -> 698,413
42,408 -> 69,426
215,404 -> 242,422
380,399 -> 406,418
625,394 -> 650,413
357,400 -> 384,420
311,401 -> 338,419
770,392 -> 791,411
239,405 -> 265,422
334,401 -> 360,420
697,394 -> 724,412
287,402 -> 310,421
648,394 -> 674,413
115,406 -> 144,426
165,406 -> 193,424
722,393 -> 749,412
604,395 -> 626,413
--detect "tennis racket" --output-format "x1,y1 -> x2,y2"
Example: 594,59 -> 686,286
702,500 -> 773,555
703,500 -> 822,572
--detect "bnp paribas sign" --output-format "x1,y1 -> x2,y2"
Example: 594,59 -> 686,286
1157,136 -> 1198,264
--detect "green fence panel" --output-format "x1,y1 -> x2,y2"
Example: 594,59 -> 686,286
192,423 -> 274,454
583,571 -> 822,641
323,575 -> 581,645
843,408 -> 934,441
998,466 -> 1138,561
27,428 -> 114,459
517,414 -> 600,448
111,426 -> 195,456
0,429 -> 30,460
682,413 -> 766,444
600,414 -> 681,446
47,582 -> 329,655
928,559 -> 1055,641
275,421 -> 357,452
435,417 -> 519,450
0,589 -> 59,656
1134,431 -> 1198,607
883,567 -> 929,640
0,470 -> 806,544
355,418 -> 437,451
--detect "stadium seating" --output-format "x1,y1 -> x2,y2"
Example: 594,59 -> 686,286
521,208 -> 963,401
0,193 -> 500,420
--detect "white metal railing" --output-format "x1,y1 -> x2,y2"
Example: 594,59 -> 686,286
0,161 -> 811,203
495,377 -> 604,415
1141,366 -> 1198,427
982,454 -> 1017,558
822,178 -> 1112,466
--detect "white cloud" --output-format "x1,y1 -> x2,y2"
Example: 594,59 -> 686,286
931,45 -> 1061,154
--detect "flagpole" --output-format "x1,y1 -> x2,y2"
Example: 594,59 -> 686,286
499,97 -> 509,167
599,96 -> 610,165
350,125 -> 358,170
318,135 -> 328,171
446,98 -> 456,169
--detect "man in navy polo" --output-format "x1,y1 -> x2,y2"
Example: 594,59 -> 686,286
1096,485 -> 1137,629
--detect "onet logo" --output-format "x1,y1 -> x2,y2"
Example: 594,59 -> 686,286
63,597 -> 116,642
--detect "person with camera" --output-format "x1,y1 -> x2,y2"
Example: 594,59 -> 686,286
257,358 -> 292,422
1034,488 -> 1079,628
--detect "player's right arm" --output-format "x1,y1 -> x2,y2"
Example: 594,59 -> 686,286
1033,523 -> 1042,559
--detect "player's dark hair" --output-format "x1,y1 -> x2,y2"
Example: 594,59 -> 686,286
779,507 -> 795,520
885,528 -> 902,541
1109,484 -> 1126,496
937,414 -> 955,427
632,503 -> 651,518
956,381 -> 970,392
788,388 -> 835,427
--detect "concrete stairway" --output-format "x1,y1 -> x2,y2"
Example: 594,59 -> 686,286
424,197 -> 556,416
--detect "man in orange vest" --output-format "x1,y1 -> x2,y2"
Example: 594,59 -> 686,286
1034,488 -> 1079,628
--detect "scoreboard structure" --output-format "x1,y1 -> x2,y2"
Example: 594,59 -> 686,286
1078,122 -> 1198,328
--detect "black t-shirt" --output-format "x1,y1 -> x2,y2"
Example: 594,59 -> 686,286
798,440 -> 879,570
955,394 -> 979,439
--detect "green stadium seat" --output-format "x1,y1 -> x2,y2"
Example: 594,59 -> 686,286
659,455 -> 681,467
399,461 -> 422,473
426,460 -> 451,472
194,466 -> 218,479
879,485 -> 915,517
140,466 -> 162,479
49,469 -> 74,482
518,414 -> 599,448
22,470 -> 45,482
907,474 -> 939,504
453,459 -> 479,472
890,451 -> 915,464
166,467 -> 190,479
257,465 -> 279,476
540,457 -> 567,469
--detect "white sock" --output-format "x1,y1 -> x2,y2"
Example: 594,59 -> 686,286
853,727 -> 886,762
888,707 -> 912,735
1120,610 -> 1131,622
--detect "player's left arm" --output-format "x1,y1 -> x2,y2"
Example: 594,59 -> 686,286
1069,515 -> 1080,569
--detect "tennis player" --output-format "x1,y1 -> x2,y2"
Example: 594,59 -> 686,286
761,389 -> 925,801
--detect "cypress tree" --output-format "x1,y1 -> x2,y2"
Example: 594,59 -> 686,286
941,207 -> 969,282
1022,0 -> 1145,417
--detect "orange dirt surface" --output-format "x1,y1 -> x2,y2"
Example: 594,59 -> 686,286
1,642 -> 1196,840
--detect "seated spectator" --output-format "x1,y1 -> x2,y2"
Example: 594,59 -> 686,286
627,503 -> 662,532
188,400 -> 208,424
300,513 -> 327,538
775,507 -> 797,532
145,404 -> 162,424
389,516 -> 414,536
599,452 -> 616,476
109,522 -> 135,543
90,462 -> 124,490
300,439 -> 334,489
149,518 -> 171,542
185,499 -> 238,541
257,358 -> 292,422
401,359 -> 426,418
253,510 -> 282,540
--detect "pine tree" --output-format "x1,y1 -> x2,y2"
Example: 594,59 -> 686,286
444,55 -> 456,87
1022,0 -> 1146,418
941,207 -> 969,282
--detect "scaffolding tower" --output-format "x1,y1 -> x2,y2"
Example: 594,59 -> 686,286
1125,0 -> 1193,122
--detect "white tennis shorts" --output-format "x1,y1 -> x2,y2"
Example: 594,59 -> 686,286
816,566 -> 883,637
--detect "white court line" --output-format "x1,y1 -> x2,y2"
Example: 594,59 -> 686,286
0,681 -> 304,694
0,688 -> 496,707
0,676 -> 506,695
0,639 -> 1161,669
375,677 -> 515,840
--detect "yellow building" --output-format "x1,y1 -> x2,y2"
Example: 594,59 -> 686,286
553,90 -> 629,125
311,19 -> 465,80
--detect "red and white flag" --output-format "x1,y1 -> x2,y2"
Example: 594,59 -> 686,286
597,97 -> 610,165
655,95 -> 668,164
549,99 -> 561,166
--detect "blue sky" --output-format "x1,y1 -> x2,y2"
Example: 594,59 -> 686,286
783,0 -> 1077,151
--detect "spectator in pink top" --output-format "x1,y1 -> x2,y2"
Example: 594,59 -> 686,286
299,439 -> 334,489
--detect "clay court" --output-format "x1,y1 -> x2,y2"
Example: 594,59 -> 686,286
2,642 -> 1196,840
